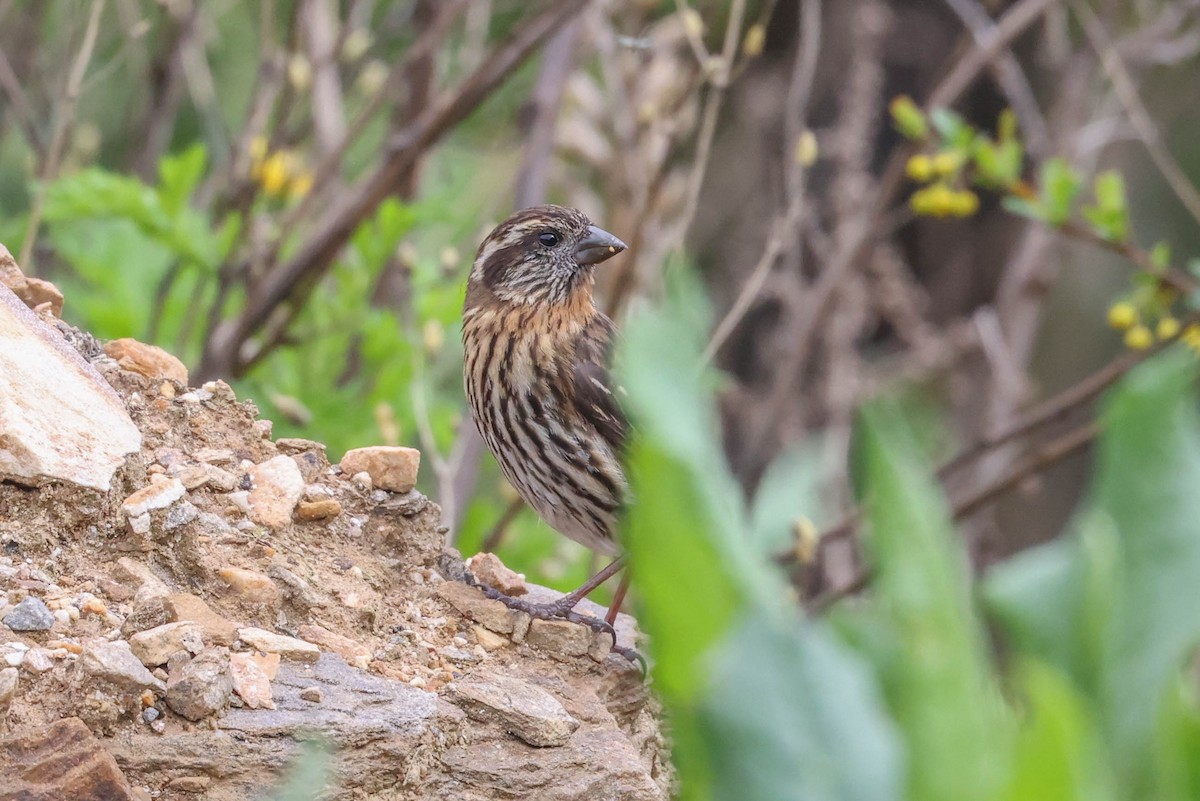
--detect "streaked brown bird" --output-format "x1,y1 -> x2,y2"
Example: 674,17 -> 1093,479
462,205 -> 630,625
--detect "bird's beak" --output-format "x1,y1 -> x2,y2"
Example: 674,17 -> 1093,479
574,225 -> 627,266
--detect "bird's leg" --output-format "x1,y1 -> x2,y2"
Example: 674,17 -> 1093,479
605,570 -> 632,627
459,557 -> 642,666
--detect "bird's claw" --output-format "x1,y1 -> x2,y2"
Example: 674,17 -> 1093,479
461,571 -> 643,668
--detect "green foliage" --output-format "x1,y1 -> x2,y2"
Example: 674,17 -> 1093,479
618,280 -> 1200,800
1083,171 -> 1131,242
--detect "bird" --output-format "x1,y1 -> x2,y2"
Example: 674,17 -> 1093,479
461,204 -> 631,629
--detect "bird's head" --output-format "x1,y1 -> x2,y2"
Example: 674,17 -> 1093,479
466,205 -> 626,309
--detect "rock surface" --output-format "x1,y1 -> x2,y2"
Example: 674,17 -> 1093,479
0,717 -> 135,801
3,596 -> 54,631
0,284 -> 140,490
449,674 -> 580,747
103,337 -> 189,383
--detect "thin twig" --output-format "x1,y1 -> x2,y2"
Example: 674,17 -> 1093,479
196,0 -> 587,381
702,0 -> 821,366
941,0 -> 1050,156
18,0 -> 105,270
809,417 -> 1099,611
1072,0 -> 1200,228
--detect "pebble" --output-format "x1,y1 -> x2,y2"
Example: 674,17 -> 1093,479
121,478 -> 186,518
163,593 -> 238,646
246,456 -> 305,528
338,446 -> 420,493
228,651 -> 274,709
142,707 -> 160,723
103,338 -> 189,383
218,567 -> 281,606
3,596 -> 54,631
299,686 -> 322,703
466,553 -> 528,596
128,621 -> 205,667
80,640 -> 166,692
237,627 -> 320,662
297,623 -> 371,669
22,647 -> 54,673
165,647 -> 233,721
295,499 -> 342,521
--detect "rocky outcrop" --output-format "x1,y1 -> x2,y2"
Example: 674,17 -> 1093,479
0,250 -> 671,800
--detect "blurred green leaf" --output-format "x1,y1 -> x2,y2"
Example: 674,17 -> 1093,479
1081,172 -> 1128,242
701,614 -> 903,801
1150,241 -> 1172,271
1039,158 -> 1081,226
270,739 -> 334,801
1156,679 -> 1200,801
748,442 -> 824,555
854,402 -> 1013,801
1001,660 -> 1114,801
1089,351 -> 1200,785
929,108 -> 974,149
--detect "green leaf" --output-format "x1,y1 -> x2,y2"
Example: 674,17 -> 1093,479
1039,158 -> 1082,226
853,402 -> 1013,801
700,613 -> 903,801
929,108 -> 974,149
889,95 -> 927,140
1090,351 -> 1200,784
748,442 -> 825,555
1081,172 -> 1128,242
157,144 -> 208,216
1151,241 -> 1172,271
1156,679 -> 1200,801
1001,195 -> 1045,222
1002,660 -> 1114,801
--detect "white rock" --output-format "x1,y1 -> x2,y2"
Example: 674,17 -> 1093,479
0,272 -> 141,490
246,456 -> 304,528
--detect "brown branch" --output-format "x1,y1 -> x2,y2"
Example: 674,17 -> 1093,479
196,0 -> 588,382
809,417 -> 1099,612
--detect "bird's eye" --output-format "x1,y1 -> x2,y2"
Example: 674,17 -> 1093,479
538,230 -> 561,247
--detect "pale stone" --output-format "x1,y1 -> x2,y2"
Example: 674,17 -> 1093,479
526,619 -> 595,658
165,648 -> 232,721
121,479 -> 186,518
466,552 -> 528,596
80,640 -> 166,692
449,674 -> 580,747
0,284 -> 140,490
237,627 -> 320,662
22,647 -> 55,674
228,651 -> 275,709
218,567 -> 280,606
163,594 -> 237,646
295,498 -> 342,521
103,338 -> 189,383
338,446 -> 420,493
0,247 -> 64,317
128,622 -> 204,667
297,624 -> 371,669
472,625 -> 510,652
246,455 -> 304,528
436,581 -> 519,635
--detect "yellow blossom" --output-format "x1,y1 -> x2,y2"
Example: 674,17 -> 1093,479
1157,317 -> 1181,340
288,171 -> 314,199
795,130 -> 818,167
949,189 -> 979,217
257,151 -> 292,197
1106,301 -> 1137,331
1124,324 -> 1153,350
742,23 -> 766,57
906,154 -> 933,182
931,150 -> 964,176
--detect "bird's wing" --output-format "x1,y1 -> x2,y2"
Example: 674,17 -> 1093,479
571,314 -> 629,455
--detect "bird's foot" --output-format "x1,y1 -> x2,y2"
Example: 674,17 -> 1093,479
461,571 -> 644,670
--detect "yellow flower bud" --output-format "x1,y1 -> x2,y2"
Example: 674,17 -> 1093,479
931,150 -> 964,176
288,171 -> 313,199
795,130 -> 818,167
1124,324 -> 1153,350
950,189 -> 980,217
1106,302 -> 1137,331
257,151 -> 291,197
742,23 -> 766,57
1157,317 -> 1181,340
906,155 -> 933,182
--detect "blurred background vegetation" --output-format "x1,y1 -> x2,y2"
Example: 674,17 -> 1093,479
5,1 -> 1200,798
